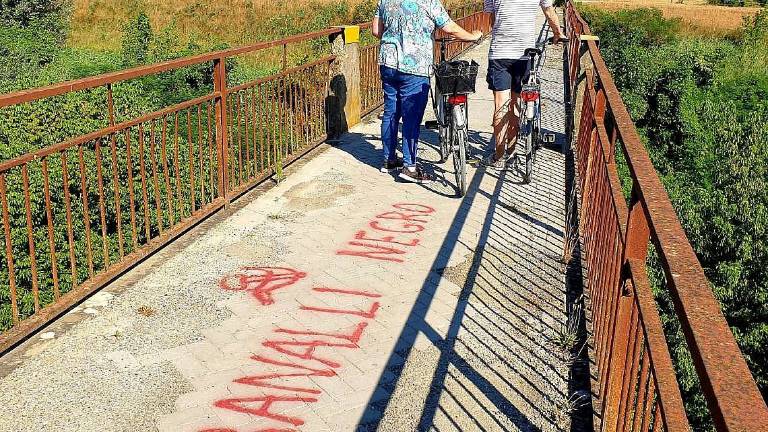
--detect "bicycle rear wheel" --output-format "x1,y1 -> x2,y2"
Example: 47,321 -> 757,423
430,84 -> 450,163
452,106 -> 468,196
439,122 -> 450,163
522,122 -> 533,184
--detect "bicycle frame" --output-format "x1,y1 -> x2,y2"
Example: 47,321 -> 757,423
515,38 -> 548,183
428,36 -> 474,195
429,37 -> 472,164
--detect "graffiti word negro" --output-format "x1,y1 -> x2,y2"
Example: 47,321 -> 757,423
336,203 -> 436,262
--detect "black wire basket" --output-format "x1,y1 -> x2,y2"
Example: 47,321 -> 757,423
435,60 -> 479,95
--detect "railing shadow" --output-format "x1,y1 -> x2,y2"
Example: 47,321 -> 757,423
336,132 -> 575,430
319,22 -> 593,428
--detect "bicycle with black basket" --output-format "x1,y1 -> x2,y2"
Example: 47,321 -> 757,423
515,35 -> 567,183
425,37 -> 479,197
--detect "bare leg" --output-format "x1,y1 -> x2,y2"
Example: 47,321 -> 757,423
492,90 -> 512,161
505,92 -> 521,157
492,91 -> 521,160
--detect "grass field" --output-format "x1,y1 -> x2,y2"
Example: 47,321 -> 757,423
69,0 -> 370,50
585,1 -> 762,35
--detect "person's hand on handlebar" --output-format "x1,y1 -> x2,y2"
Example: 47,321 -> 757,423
548,34 -> 569,44
551,25 -> 567,44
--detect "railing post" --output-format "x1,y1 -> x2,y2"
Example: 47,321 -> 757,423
328,26 -> 361,138
213,57 -> 229,205
602,188 -> 650,431
578,72 -> 602,225
622,190 -> 651,263
601,281 -> 633,431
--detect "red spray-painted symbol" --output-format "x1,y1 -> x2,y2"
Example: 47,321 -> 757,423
219,267 -> 307,306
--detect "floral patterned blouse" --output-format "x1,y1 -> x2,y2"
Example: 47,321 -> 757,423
376,0 -> 452,77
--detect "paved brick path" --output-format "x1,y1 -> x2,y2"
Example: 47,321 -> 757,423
0,22 -> 570,432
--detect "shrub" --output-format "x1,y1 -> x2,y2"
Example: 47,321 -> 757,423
352,0 -> 377,23
0,22 -> 61,87
121,12 -> 153,67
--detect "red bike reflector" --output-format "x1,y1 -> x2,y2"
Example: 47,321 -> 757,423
521,90 -> 539,102
448,94 -> 468,105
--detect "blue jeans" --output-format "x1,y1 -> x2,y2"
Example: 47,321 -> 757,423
380,66 -> 430,167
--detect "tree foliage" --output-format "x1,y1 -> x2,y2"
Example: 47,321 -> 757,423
0,0 -> 71,39
121,12 -> 153,67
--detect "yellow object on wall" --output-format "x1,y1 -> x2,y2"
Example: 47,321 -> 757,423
342,25 -> 360,44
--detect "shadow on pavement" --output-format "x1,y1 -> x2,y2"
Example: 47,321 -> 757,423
347,137 -> 578,430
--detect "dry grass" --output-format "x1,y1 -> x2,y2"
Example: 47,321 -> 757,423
587,1 -> 762,35
69,0 -> 473,51
69,0 -> 368,50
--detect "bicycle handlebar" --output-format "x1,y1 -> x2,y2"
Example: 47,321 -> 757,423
536,36 -> 569,48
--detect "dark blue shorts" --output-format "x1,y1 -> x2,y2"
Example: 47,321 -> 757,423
486,58 -> 530,93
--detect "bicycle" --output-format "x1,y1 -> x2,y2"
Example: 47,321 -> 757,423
425,37 -> 480,197
515,36 -> 567,183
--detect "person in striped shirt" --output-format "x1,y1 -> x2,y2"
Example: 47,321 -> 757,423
481,0 -> 564,168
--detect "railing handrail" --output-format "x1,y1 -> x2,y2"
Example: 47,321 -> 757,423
0,0 -> 489,110
566,1 -> 768,430
0,27 -> 342,109
0,53 -> 341,175
0,1 -> 488,110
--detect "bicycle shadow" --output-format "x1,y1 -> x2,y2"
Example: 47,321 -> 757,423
418,127 -> 492,197
336,125 -> 491,198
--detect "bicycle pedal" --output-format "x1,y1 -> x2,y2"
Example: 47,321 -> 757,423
543,133 -> 556,143
424,120 -> 439,130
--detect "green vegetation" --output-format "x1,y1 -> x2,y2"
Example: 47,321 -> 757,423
1,0 -> 380,94
580,5 -> 768,429
1,0 -> 70,34
68,0 -> 382,51
0,0 -> 383,158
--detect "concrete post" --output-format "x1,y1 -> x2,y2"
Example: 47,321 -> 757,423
328,26 -> 361,139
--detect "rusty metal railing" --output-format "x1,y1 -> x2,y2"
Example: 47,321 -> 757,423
0,28 -> 341,354
358,24 -> 383,117
0,5 -> 489,355
435,4 -> 493,60
225,56 -> 334,197
564,1 -> 768,430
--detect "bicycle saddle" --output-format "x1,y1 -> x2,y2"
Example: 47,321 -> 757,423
524,47 -> 542,58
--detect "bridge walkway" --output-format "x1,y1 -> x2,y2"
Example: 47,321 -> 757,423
0,29 -> 574,432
